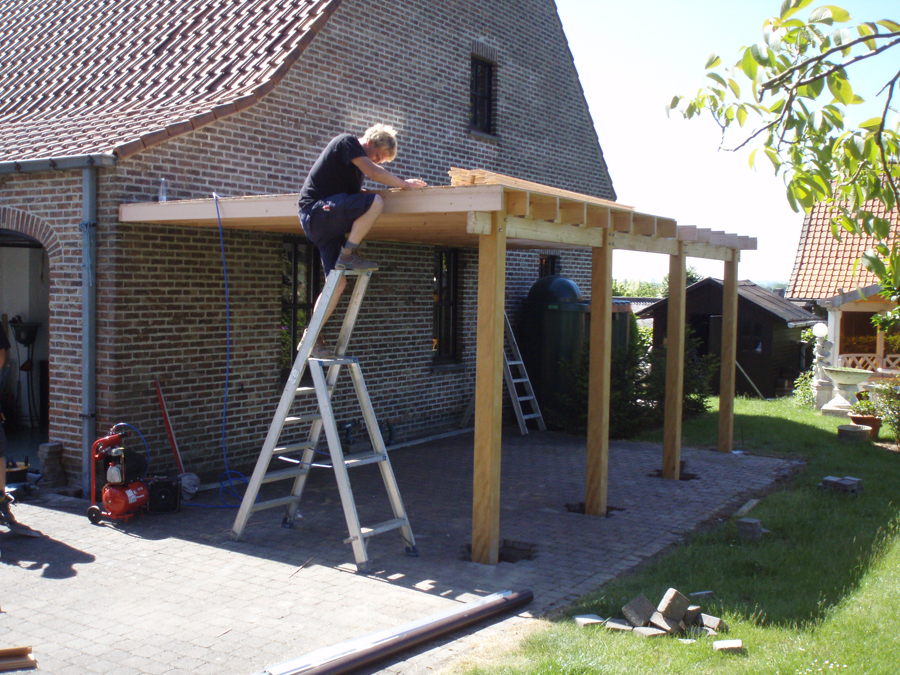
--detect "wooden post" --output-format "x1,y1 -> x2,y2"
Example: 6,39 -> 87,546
662,242 -> 686,479
586,232 -> 612,516
471,209 -> 507,565
718,250 -> 739,453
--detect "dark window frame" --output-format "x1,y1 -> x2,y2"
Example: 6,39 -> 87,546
433,248 -> 460,365
539,254 -> 560,278
281,236 -> 321,372
469,56 -> 495,135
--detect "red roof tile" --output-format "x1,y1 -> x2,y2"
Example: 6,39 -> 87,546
0,0 -> 341,162
786,200 -> 899,301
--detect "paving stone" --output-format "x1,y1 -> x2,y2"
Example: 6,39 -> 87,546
574,614 -> 605,627
713,638 -> 744,653
633,626 -> 667,638
657,587 -> 691,621
701,614 -> 729,633
736,518 -> 764,540
684,604 -> 702,625
622,594 -> 656,627
604,619 -> 633,632
649,611 -> 682,634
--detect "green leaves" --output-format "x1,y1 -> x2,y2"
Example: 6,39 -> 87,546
741,48 -> 758,79
705,53 -> 722,69
826,72 -> 854,104
809,5 -> 851,25
780,0 -> 814,21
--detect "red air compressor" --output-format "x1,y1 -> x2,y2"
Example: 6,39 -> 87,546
87,430 -> 150,524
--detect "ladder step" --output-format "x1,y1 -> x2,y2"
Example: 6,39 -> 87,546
345,517 -> 408,543
316,451 -> 388,469
273,441 -> 316,455
309,356 -> 358,365
250,495 -> 300,513
522,413 -> 542,420
512,378 -> 529,384
294,385 -> 316,395
260,467 -> 305,484
507,360 -> 524,367
284,414 -> 321,426
517,396 -> 535,402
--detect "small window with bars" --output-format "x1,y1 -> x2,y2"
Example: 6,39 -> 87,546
469,57 -> 494,135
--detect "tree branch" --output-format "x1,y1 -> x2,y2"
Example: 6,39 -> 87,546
762,31 -> 900,92
793,38 -> 900,89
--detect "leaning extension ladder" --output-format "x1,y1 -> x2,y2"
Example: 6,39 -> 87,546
460,313 -> 546,434
230,268 -> 417,573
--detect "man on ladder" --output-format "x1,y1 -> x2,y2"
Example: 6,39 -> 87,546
298,124 -> 426,357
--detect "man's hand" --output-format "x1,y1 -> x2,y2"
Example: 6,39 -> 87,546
403,178 -> 427,190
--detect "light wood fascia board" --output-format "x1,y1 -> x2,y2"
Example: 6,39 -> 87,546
558,200 -> 587,225
677,225 -> 698,241
119,185 -> 505,227
612,210 -> 633,233
657,218 -> 677,239
529,194 -> 559,221
586,205 -> 611,228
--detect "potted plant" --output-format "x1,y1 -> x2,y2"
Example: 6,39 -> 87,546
849,391 -> 882,440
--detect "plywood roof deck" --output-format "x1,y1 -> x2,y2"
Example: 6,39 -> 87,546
119,169 -> 757,259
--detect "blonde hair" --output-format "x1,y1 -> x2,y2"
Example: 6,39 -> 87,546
362,124 -> 398,162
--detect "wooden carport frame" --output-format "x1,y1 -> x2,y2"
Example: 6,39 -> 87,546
120,170 -> 755,565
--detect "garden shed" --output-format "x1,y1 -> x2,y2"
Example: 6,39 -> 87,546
638,278 -> 818,399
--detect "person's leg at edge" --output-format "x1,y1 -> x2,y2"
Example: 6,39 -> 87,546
337,194 -> 383,269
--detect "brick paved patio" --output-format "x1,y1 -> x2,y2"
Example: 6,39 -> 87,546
0,431 -> 794,675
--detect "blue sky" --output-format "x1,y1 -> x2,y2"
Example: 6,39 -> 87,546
556,0 -> 898,284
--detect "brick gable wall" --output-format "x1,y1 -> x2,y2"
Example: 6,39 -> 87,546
0,0 -> 615,484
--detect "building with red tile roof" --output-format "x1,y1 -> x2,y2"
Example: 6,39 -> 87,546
786,200 -> 899,369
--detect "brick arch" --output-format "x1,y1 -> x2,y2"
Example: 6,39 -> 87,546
0,206 -> 62,260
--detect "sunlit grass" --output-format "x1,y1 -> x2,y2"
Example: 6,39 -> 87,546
458,397 -> 900,675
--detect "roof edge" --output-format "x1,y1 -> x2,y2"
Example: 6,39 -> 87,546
0,154 -> 117,175
113,0 -> 344,161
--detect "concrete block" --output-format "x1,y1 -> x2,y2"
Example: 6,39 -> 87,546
649,611 -> 682,634
838,477 -> 863,493
657,587 -> 691,621
678,638 -> 697,644
604,618 -> 633,632
713,639 -> 743,653
622,594 -> 655,627
574,614 -> 604,627
684,605 -> 702,625
633,626 -> 666,638
701,614 -> 729,633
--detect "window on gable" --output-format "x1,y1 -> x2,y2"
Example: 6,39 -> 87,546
469,57 -> 494,135
539,254 -> 559,278
281,236 -> 321,371
433,248 -> 460,364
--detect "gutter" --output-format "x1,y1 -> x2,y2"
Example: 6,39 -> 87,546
0,152 -> 115,496
0,153 -> 116,175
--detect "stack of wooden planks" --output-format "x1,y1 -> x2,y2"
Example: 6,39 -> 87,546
0,646 -> 36,671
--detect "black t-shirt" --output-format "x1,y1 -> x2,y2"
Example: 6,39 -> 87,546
298,134 -> 367,210
0,324 -> 10,351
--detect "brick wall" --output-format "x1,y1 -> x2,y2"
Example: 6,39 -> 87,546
0,0 -> 616,484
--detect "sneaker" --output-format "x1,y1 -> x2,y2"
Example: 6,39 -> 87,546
335,248 -> 377,271
0,493 -> 15,527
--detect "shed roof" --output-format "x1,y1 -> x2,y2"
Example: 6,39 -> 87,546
0,0 -> 340,162
638,278 -> 817,325
786,200 -> 898,301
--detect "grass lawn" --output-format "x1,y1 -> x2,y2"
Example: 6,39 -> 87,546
460,396 -> 900,675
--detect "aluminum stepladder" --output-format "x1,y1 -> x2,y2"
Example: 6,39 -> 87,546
460,313 -> 546,434
230,268 -> 416,573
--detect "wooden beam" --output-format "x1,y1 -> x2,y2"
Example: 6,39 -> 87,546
505,190 -> 528,217
558,200 -> 587,225
472,209 -> 507,565
657,218 -> 677,239
529,194 -> 559,221
632,213 -> 657,236
586,205 -> 610,229
586,231 -> 612,516
612,210 -> 633,233
663,242 -> 686,480
505,217 -> 606,247
610,232 -> 735,261
718,250 -> 739,453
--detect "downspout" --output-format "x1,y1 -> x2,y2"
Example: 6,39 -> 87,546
81,167 -> 98,497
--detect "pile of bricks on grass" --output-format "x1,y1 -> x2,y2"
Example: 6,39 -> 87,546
574,588 -> 743,653
818,475 -> 863,495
